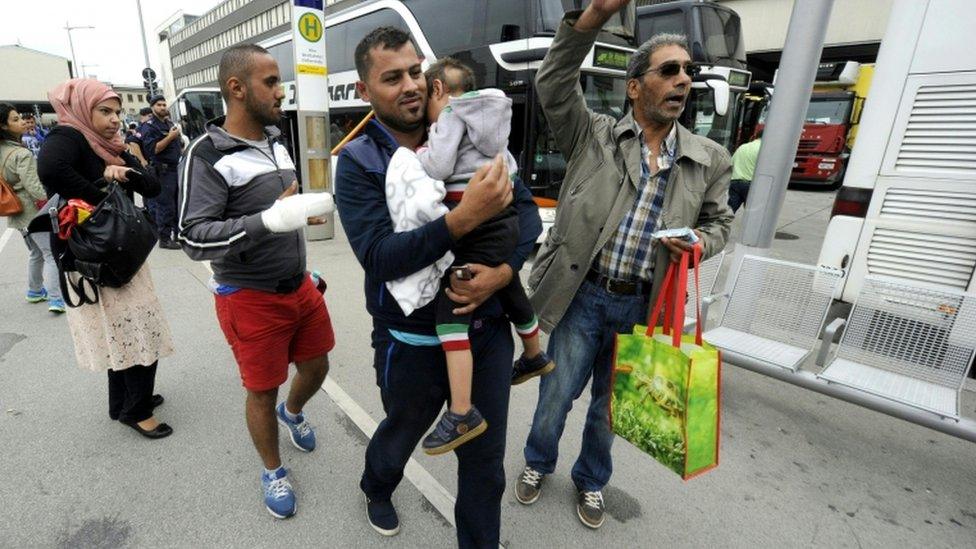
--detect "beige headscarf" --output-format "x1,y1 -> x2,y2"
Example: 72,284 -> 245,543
48,78 -> 126,166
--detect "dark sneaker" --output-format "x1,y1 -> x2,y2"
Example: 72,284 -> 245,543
515,466 -> 545,505
576,490 -> 606,529
364,495 -> 400,536
159,239 -> 181,250
512,351 -> 556,385
422,407 -> 487,455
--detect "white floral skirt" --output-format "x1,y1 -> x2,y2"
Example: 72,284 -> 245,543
64,264 -> 174,372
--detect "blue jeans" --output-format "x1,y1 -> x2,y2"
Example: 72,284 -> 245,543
524,279 -> 648,491
21,230 -> 62,300
728,179 -> 750,213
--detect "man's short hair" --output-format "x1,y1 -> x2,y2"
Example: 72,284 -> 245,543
139,106 -> 152,116
626,33 -> 690,80
354,26 -> 413,81
218,43 -> 272,100
424,57 -> 475,94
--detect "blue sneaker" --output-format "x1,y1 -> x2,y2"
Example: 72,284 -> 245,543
48,298 -> 66,314
262,467 -> 296,519
276,402 -> 316,452
26,288 -> 48,303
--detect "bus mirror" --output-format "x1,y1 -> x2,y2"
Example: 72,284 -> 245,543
705,80 -> 730,117
177,99 -> 187,118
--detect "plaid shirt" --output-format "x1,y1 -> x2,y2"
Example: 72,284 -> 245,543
594,123 -> 677,282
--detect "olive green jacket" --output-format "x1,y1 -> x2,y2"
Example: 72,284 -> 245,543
527,14 -> 734,333
1,140 -> 46,231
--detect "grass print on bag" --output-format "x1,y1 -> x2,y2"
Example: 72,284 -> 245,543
610,244 -> 722,479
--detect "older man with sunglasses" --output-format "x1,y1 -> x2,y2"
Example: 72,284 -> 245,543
514,0 -> 733,529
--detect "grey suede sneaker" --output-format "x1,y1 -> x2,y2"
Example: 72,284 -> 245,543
515,466 -> 545,505
576,490 -> 606,529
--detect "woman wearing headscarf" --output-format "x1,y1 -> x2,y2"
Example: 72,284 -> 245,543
37,79 -> 175,439
0,103 -> 64,312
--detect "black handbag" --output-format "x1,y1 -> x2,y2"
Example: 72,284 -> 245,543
53,183 -> 158,306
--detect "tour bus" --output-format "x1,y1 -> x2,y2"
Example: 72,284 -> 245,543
817,0 -> 976,303
175,0 -> 637,242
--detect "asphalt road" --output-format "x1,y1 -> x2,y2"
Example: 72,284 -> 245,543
2,186 -> 974,548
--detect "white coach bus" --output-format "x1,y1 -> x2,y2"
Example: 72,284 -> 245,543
817,0 -> 976,303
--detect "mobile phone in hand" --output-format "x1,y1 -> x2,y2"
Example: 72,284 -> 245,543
452,264 -> 473,280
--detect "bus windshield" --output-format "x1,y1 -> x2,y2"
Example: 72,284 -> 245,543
177,91 -> 224,139
697,5 -> 745,65
539,1 -> 634,42
685,88 -> 740,151
530,74 -> 628,197
805,99 -> 852,124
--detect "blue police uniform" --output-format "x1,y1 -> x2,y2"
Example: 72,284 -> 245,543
127,123 -> 156,219
142,115 -> 183,243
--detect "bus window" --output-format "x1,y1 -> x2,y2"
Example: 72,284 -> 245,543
405,0 -> 485,54
329,110 -> 371,149
636,9 -> 685,42
267,41 -> 296,83
698,6 -> 744,65
331,9 -> 412,75
580,74 -> 627,119
685,88 -> 737,150
528,74 -> 627,198
181,92 -> 223,139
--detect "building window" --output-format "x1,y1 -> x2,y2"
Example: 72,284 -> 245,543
127,93 -> 133,102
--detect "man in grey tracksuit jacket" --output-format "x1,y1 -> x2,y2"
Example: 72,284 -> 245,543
178,113 -> 334,520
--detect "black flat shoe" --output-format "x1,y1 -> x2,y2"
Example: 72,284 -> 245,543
109,394 -> 164,421
124,421 -> 173,439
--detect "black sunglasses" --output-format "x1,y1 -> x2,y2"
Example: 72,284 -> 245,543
637,61 -> 701,79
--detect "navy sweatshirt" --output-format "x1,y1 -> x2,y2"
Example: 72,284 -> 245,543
335,120 -> 541,335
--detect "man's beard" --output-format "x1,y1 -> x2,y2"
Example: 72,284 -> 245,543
375,109 -> 424,134
246,95 -> 280,127
641,101 -> 682,126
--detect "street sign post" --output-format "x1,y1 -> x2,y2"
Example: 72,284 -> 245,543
290,0 -> 332,241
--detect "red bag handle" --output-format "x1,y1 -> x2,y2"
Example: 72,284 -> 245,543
646,243 -> 703,348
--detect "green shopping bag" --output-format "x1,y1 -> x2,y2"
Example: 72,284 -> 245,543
611,245 -> 722,479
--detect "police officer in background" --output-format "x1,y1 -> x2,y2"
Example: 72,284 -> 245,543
143,95 -> 183,249
125,107 -> 153,168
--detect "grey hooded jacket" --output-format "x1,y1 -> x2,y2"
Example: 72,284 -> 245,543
418,88 -> 519,182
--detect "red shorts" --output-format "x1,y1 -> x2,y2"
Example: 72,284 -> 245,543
215,277 -> 335,391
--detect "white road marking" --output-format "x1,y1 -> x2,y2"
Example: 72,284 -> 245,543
322,377 -> 458,526
0,228 -> 15,255
199,259 -> 459,528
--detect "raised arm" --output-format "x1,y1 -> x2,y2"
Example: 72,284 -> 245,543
535,2 -> 629,159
